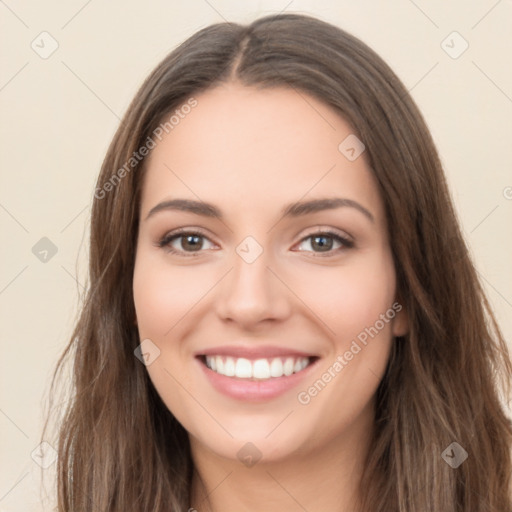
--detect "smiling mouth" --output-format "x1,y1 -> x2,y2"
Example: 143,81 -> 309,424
198,355 -> 318,381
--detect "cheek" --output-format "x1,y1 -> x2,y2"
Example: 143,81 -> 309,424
133,253 -> 211,337
132,254 -> 200,420
291,250 -> 397,343
290,254 -> 396,438
132,253 -> 216,401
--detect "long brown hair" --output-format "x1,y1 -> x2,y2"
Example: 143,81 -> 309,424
42,13 -> 512,511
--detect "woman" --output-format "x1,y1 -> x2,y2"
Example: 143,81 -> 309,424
42,13 -> 512,511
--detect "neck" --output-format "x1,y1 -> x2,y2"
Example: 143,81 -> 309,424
189,403 -> 374,512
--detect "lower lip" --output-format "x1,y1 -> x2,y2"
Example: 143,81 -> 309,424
196,357 -> 319,402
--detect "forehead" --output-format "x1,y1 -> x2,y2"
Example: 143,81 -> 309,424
140,83 -> 384,223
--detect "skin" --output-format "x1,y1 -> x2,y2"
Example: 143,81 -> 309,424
133,82 -> 409,511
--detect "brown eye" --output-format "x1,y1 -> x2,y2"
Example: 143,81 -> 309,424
158,230 -> 215,256
178,234 -> 203,252
310,234 -> 334,252
295,231 -> 354,255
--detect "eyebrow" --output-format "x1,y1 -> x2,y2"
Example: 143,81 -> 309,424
145,197 -> 374,223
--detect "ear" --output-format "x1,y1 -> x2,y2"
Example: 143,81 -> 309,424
391,299 -> 409,337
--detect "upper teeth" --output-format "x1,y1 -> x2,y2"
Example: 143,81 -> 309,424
205,356 -> 310,379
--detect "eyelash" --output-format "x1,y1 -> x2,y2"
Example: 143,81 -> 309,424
156,228 -> 354,258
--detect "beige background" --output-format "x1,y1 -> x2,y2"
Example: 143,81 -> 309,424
1,0 -> 511,510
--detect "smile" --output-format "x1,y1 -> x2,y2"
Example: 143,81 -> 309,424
203,355 -> 312,380
195,344 -> 320,401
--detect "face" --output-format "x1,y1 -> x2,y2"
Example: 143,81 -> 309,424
133,82 -> 408,465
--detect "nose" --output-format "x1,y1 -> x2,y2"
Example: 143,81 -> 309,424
215,245 -> 292,329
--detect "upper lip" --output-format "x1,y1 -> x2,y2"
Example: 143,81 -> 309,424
196,345 -> 318,359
